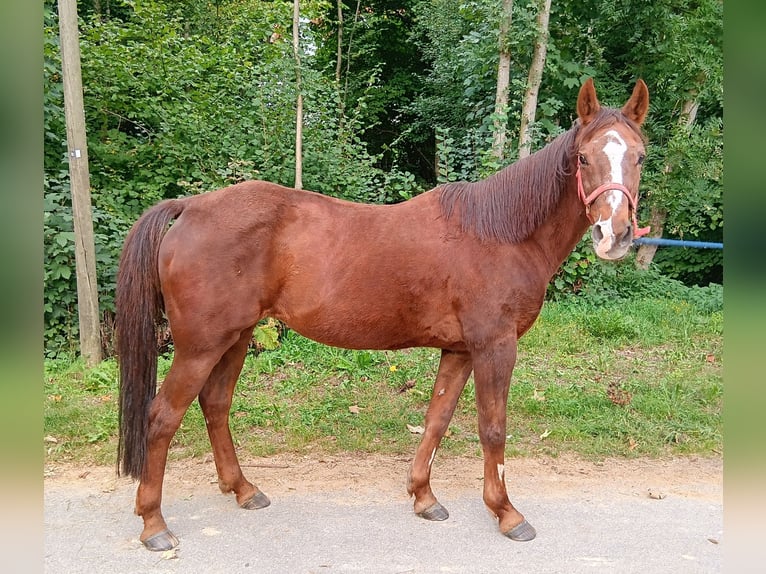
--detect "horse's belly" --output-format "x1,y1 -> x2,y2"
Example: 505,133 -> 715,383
273,305 -> 464,352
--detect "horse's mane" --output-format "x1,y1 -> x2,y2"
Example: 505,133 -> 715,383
438,108 -> 644,243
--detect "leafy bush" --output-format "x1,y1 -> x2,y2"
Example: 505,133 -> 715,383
547,236 -> 600,298
644,117 -> 723,285
551,246 -> 723,315
44,175 -> 79,356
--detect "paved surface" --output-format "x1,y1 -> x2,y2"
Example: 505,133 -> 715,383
44,458 -> 722,574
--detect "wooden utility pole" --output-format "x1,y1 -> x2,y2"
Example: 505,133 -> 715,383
58,0 -> 102,365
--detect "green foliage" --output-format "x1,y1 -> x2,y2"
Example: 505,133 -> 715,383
311,1 -> 428,177
382,169 -> 420,202
649,116 -> 723,284
550,244 -> 723,315
409,0 -> 508,181
548,235 -> 598,298
43,175 -> 79,356
44,357 -> 120,462
253,318 -> 281,352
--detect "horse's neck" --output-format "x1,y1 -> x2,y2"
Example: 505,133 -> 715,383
529,178 -> 591,274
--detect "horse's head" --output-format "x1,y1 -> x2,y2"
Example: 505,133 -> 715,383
575,78 -> 650,260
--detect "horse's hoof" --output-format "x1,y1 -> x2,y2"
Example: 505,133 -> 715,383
503,519 -> 536,541
142,529 -> 179,551
240,491 -> 271,510
417,501 -> 449,521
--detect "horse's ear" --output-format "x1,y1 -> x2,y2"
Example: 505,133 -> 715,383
621,79 -> 649,125
576,78 -> 600,125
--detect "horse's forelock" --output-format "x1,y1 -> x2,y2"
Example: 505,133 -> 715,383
576,108 -> 647,147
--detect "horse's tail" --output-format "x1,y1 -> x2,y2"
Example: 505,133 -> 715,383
116,199 -> 186,479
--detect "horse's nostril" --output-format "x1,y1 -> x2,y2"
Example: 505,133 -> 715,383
618,226 -> 633,245
592,223 -> 604,243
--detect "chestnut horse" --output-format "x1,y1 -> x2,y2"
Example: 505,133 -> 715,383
116,78 -> 649,550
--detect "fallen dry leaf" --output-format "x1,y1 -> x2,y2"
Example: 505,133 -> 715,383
348,405 -> 361,414
397,380 -> 416,393
606,381 -> 633,406
539,429 -> 551,440
406,424 -> 425,434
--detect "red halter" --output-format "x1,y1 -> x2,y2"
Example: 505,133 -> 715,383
575,163 -> 650,238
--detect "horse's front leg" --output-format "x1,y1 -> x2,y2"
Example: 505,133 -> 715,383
472,337 -> 537,541
407,349 -> 472,520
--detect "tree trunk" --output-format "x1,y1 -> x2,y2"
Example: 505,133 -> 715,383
58,0 -> 102,365
518,0 -> 552,159
635,98 -> 699,269
336,0 -> 343,84
293,0 -> 303,189
344,0 -> 362,100
490,0 -> 513,160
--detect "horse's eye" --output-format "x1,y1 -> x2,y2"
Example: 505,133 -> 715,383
578,153 -> 588,166
637,154 -> 646,165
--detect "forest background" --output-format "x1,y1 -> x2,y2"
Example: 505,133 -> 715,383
43,0 -> 723,358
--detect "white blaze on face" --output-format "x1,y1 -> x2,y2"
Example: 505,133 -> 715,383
593,129 -> 629,258
601,129 -> 628,215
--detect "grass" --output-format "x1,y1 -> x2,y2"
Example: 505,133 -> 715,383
43,294 -> 722,468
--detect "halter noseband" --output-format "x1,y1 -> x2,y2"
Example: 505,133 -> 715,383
575,163 -> 650,238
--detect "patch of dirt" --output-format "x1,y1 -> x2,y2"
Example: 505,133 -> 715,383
43,452 -> 722,503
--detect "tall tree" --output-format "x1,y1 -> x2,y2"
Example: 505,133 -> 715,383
490,0 -> 513,160
335,0 -> 344,83
293,0 -> 303,189
518,0 -> 552,159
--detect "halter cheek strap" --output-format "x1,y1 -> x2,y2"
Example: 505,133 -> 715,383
576,164 -> 650,238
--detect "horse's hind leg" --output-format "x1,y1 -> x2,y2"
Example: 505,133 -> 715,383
135,347 -> 228,551
407,350 -> 472,520
198,327 -> 270,510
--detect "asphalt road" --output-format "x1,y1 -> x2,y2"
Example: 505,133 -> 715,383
44,456 -> 722,574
